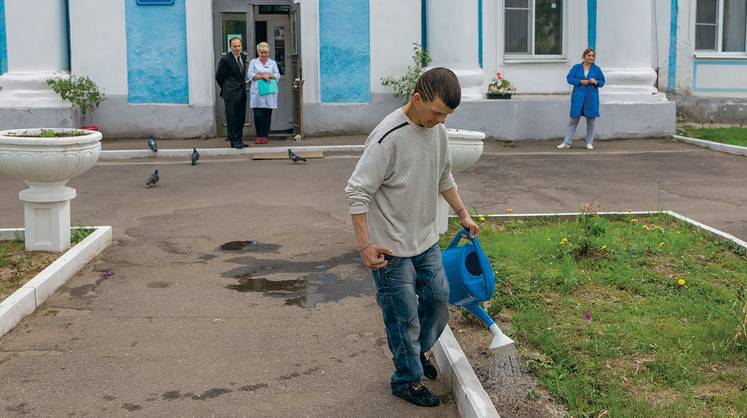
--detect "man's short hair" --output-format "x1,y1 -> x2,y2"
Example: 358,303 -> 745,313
413,67 -> 461,109
229,37 -> 242,46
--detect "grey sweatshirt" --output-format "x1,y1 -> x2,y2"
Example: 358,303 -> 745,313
345,108 -> 456,257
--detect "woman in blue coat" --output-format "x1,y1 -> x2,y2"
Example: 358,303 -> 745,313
557,48 -> 605,150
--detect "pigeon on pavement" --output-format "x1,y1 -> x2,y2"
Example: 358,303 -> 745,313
191,148 -> 200,166
146,169 -> 159,188
147,137 -> 158,152
288,148 -> 307,163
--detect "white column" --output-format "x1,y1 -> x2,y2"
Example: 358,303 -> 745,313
426,0 -> 484,100
186,0 -> 215,106
0,0 -> 70,108
596,0 -> 665,101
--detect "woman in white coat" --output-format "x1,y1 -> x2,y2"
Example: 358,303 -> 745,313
247,42 -> 280,144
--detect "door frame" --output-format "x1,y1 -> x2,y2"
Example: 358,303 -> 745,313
212,0 -> 301,138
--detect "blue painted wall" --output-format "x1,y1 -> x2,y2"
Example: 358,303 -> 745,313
0,0 -> 7,74
587,0 -> 597,49
125,0 -> 189,104
319,0 -> 370,103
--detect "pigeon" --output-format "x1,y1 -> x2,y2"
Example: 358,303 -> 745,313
288,148 -> 306,163
147,137 -> 158,152
191,148 -> 200,166
146,169 -> 159,188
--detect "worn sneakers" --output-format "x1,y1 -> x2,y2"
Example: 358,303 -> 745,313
392,381 -> 441,407
420,352 -> 438,380
556,142 -> 570,149
586,143 -> 594,150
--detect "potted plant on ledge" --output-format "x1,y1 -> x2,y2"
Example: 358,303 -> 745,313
487,71 -> 516,99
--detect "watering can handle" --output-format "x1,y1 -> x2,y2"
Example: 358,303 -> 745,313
446,229 -> 495,289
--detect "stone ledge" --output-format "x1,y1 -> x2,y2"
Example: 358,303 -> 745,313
0,226 -> 112,339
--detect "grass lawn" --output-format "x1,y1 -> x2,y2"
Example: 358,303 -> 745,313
679,126 -> 747,148
443,212 -> 747,417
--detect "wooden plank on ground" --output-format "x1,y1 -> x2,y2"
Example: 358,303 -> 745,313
252,151 -> 324,160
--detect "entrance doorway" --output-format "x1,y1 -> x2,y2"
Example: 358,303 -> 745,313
212,1 -> 303,138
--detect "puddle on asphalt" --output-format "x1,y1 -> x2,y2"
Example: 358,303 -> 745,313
222,252 -> 372,308
219,240 -> 281,253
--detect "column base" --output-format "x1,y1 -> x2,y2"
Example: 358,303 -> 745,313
19,183 -> 76,252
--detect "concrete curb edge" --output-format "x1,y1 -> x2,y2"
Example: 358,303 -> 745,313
0,226 -> 113,339
100,144 -> 366,160
673,134 -> 747,157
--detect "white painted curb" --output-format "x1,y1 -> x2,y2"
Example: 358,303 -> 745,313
433,326 -> 500,418
99,144 -> 365,160
673,134 -> 747,157
437,210 -> 745,418
0,226 -> 112,338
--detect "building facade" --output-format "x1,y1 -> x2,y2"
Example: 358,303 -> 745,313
0,1 -> 741,139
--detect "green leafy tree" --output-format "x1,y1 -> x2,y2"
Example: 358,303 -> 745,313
381,43 -> 431,104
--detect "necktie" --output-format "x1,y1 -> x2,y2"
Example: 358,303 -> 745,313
236,55 -> 243,72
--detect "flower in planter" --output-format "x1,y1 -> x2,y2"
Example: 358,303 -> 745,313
583,311 -> 592,321
487,71 -> 517,97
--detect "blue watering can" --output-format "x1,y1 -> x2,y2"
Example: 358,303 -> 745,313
442,229 -> 515,353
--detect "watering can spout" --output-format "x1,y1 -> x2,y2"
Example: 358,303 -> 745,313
488,323 -> 515,354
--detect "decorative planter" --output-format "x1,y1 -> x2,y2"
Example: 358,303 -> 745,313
487,93 -> 511,100
0,128 -> 102,251
437,129 -> 486,233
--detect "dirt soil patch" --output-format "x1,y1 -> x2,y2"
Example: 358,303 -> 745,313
448,307 -> 567,418
0,240 -> 61,303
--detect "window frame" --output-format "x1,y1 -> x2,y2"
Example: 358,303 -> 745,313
503,0 -> 567,62
695,0 -> 747,57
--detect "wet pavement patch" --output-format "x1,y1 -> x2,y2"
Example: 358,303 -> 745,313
122,403 -> 142,411
222,252 -> 373,308
238,383 -> 268,392
146,281 -> 173,288
161,388 -> 233,401
219,240 -> 281,253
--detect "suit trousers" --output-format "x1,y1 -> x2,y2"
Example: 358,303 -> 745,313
224,98 -> 247,145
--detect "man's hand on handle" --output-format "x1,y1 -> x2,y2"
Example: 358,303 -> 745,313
360,244 -> 393,270
456,209 -> 480,238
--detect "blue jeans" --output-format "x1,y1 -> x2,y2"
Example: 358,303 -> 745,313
371,243 -> 450,391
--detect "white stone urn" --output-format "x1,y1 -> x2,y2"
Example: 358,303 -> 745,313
438,129 -> 486,233
0,128 -> 102,251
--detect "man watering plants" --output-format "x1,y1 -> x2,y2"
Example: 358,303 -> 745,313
345,67 -> 479,408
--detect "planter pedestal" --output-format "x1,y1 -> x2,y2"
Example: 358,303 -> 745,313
19,181 -> 77,251
438,129 -> 486,233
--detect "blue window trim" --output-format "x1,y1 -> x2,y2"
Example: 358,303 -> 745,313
136,0 -> 175,4
693,60 -> 747,92
478,0 -> 483,68
587,0 -> 596,49
0,0 -> 6,74
667,0 -> 678,92
421,0 -> 427,50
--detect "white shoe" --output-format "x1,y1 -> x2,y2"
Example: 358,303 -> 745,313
586,143 -> 594,150
556,143 -> 570,149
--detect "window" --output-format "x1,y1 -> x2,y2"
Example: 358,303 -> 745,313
505,0 -> 563,56
696,0 -> 747,53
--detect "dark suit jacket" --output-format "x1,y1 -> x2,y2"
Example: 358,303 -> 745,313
215,52 -> 248,102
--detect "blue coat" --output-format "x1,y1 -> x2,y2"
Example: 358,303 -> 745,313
567,63 -> 605,118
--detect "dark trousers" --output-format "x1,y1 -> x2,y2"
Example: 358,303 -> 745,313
224,98 -> 247,145
252,108 -> 273,138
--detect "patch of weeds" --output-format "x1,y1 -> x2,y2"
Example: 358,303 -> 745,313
71,220 -> 95,244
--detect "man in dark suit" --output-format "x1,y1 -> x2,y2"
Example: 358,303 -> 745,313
215,37 -> 249,148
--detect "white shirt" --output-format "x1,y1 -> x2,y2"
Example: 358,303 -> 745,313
246,58 -> 281,109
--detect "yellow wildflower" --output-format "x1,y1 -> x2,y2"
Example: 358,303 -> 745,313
506,208 -> 513,214
600,245 -> 608,250
659,242 -> 666,247
627,208 -> 633,213
631,218 -> 638,223
560,238 -> 568,244
642,225 -> 650,231
478,216 -> 486,222
677,278 -> 686,286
